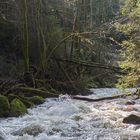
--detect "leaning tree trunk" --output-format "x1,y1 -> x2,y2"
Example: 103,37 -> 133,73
21,0 -> 36,87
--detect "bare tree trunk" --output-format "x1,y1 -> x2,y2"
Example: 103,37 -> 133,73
22,0 -> 29,72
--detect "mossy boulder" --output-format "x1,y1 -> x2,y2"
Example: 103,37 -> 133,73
10,98 -> 27,117
28,96 -> 45,105
12,124 -> 44,136
8,94 -> 33,108
0,95 -> 10,117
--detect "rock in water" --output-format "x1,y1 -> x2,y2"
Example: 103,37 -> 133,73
10,98 -> 27,117
125,100 -> 135,105
28,96 -> 45,105
12,124 -> 44,136
123,114 -> 140,124
0,95 -> 10,117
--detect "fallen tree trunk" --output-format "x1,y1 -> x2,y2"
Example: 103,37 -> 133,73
11,87 -> 59,98
72,92 -> 138,102
7,86 -> 139,102
52,58 -> 126,74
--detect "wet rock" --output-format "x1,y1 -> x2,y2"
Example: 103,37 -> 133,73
28,96 -> 45,105
123,114 -> 140,124
125,100 -> 135,105
122,107 -> 139,112
73,115 -> 83,121
12,124 -> 44,136
10,98 -> 27,117
0,95 -> 10,117
8,94 -> 34,108
50,128 -> 62,134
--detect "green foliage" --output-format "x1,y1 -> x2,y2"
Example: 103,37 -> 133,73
116,0 -> 140,88
120,0 -> 138,15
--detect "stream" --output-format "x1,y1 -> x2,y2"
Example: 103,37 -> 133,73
0,88 -> 140,140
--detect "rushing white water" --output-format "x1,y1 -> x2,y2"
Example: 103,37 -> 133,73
0,88 -> 140,140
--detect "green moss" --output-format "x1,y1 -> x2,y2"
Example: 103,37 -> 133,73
21,99 -> 34,108
28,96 -> 45,105
10,98 -> 27,117
0,95 -> 10,117
8,94 -> 33,108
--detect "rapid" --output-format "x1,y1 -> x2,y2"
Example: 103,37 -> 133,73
0,88 -> 140,140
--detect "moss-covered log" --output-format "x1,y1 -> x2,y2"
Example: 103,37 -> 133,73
72,91 -> 139,102
13,87 -> 59,98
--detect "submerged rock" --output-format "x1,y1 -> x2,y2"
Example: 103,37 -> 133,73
125,100 -> 135,105
10,98 -> 27,117
12,124 -> 44,136
0,95 -> 10,117
123,114 -> 140,124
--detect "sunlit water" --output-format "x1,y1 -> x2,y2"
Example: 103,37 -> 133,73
0,88 -> 140,140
